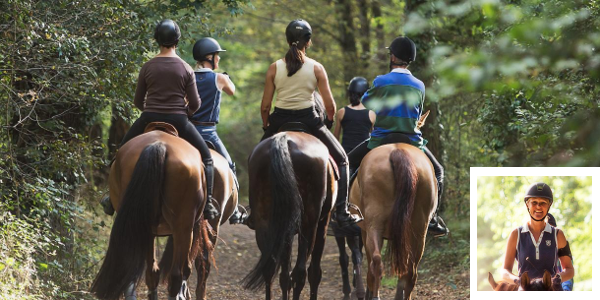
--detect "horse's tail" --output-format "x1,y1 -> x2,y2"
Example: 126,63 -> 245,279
91,142 -> 166,300
386,148 -> 418,276
243,133 -> 302,291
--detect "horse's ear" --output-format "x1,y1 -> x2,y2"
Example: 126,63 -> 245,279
520,272 -> 530,290
488,272 -> 498,290
417,110 -> 430,129
542,270 -> 552,289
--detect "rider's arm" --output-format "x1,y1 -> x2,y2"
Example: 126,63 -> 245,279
133,65 -> 147,111
333,108 -> 345,140
368,110 -> 376,132
217,73 -> 235,96
261,62 -> 277,129
501,229 -> 520,283
556,229 -> 575,282
314,63 -> 336,122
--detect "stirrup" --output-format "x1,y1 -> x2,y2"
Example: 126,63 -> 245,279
428,215 -> 449,237
100,195 -> 114,216
228,205 -> 248,225
203,197 -> 220,220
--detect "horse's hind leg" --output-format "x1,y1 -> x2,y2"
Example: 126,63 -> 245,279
279,240 -> 293,300
145,238 -> 159,300
167,227 -> 194,300
348,235 -> 365,300
307,216 -> 328,300
334,236 -> 351,298
395,236 -> 426,300
365,228 -> 384,299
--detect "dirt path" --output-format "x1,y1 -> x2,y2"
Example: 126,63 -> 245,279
143,223 -> 469,299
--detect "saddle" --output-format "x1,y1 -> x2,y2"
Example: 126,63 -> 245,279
350,133 -> 412,186
144,122 -> 179,137
278,122 -> 340,180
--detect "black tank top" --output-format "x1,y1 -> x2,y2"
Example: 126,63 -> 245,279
341,106 -> 371,153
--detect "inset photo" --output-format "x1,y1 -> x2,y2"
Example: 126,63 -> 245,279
472,169 -> 594,294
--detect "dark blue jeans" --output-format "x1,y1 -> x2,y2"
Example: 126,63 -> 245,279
195,125 -> 234,171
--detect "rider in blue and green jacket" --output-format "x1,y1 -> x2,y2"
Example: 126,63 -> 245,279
347,36 -> 449,237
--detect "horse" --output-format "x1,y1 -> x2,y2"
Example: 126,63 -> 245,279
350,143 -> 437,300
488,270 -> 562,291
329,210 -> 366,300
90,129 -> 213,300
488,272 -> 518,291
157,148 -> 238,300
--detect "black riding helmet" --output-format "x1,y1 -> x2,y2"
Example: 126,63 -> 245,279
154,19 -> 181,47
348,77 -> 369,95
387,36 -> 416,65
193,37 -> 226,70
524,182 -> 554,205
285,19 -> 312,47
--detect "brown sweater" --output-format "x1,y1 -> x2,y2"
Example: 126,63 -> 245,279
134,56 -> 201,115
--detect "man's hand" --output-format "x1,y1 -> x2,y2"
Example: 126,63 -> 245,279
324,118 -> 333,129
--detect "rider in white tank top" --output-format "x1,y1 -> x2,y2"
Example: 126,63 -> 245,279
274,58 -> 317,110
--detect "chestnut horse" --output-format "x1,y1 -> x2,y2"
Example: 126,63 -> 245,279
157,148 -> 238,300
243,131 -> 337,300
351,143 -> 437,300
91,130 -> 212,300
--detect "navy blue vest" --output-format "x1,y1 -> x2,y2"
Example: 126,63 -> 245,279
516,223 -> 558,278
191,69 -> 222,123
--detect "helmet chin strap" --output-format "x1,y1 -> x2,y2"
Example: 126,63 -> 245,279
206,53 -> 216,70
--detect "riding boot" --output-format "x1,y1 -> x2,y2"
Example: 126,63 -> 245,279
334,163 -> 363,228
428,180 -> 449,237
203,158 -> 220,220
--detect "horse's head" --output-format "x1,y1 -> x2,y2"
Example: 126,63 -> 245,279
518,270 -> 562,291
488,272 -> 518,291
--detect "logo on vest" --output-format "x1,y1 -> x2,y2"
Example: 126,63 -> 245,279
546,240 -> 551,246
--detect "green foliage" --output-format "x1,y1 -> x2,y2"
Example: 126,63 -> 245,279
477,176 -> 592,291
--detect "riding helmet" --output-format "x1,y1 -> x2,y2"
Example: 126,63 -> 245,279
285,19 -> 312,46
348,77 -> 369,95
387,36 -> 416,63
524,182 -> 554,205
154,19 -> 181,47
193,37 -> 226,61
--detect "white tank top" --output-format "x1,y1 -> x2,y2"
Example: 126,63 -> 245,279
274,57 -> 317,110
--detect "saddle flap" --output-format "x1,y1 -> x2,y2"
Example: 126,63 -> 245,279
144,122 -> 179,137
278,122 -> 311,133
205,141 -> 217,150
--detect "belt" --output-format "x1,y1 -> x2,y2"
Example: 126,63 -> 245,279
192,121 -> 216,126
274,107 -> 314,115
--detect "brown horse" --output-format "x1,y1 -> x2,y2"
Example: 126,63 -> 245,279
157,148 -> 238,300
488,270 -> 561,291
243,131 -> 337,300
350,143 -> 437,300
91,130 -> 213,300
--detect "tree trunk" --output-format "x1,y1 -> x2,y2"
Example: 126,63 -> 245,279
371,0 -> 386,69
357,0 -> 370,71
335,0 -> 358,83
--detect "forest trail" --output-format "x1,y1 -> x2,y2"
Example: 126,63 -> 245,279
140,223 -> 469,299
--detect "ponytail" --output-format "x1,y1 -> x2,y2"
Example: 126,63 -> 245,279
348,91 -> 362,107
285,42 -> 306,77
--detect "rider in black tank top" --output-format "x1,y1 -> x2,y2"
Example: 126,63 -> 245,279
334,77 -> 375,153
341,107 -> 372,153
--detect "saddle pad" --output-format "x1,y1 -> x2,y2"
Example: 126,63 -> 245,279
144,122 -> 179,137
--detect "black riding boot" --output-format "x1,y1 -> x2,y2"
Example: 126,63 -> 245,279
203,158 -> 220,220
101,157 -> 116,216
428,180 -> 449,237
334,163 -> 363,228
227,163 -> 249,225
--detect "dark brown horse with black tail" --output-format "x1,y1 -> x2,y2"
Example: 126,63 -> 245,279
243,130 -> 337,300
351,143 -> 437,300
90,130 -> 213,300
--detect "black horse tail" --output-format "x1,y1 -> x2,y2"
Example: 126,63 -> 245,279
243,133 -> 302,291
91,142 -> 166,300
387,149 -> 417,276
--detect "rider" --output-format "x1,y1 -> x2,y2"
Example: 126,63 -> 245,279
333,77 -> 376,153
259,19 -> 361,228
546,213 -> 575,291
501,183 -> 574,284
100,20 -> 218,221
347,36 -> 448,237
190,37 -> 246,224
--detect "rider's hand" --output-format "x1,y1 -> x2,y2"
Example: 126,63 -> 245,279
324,118 -> 333,129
